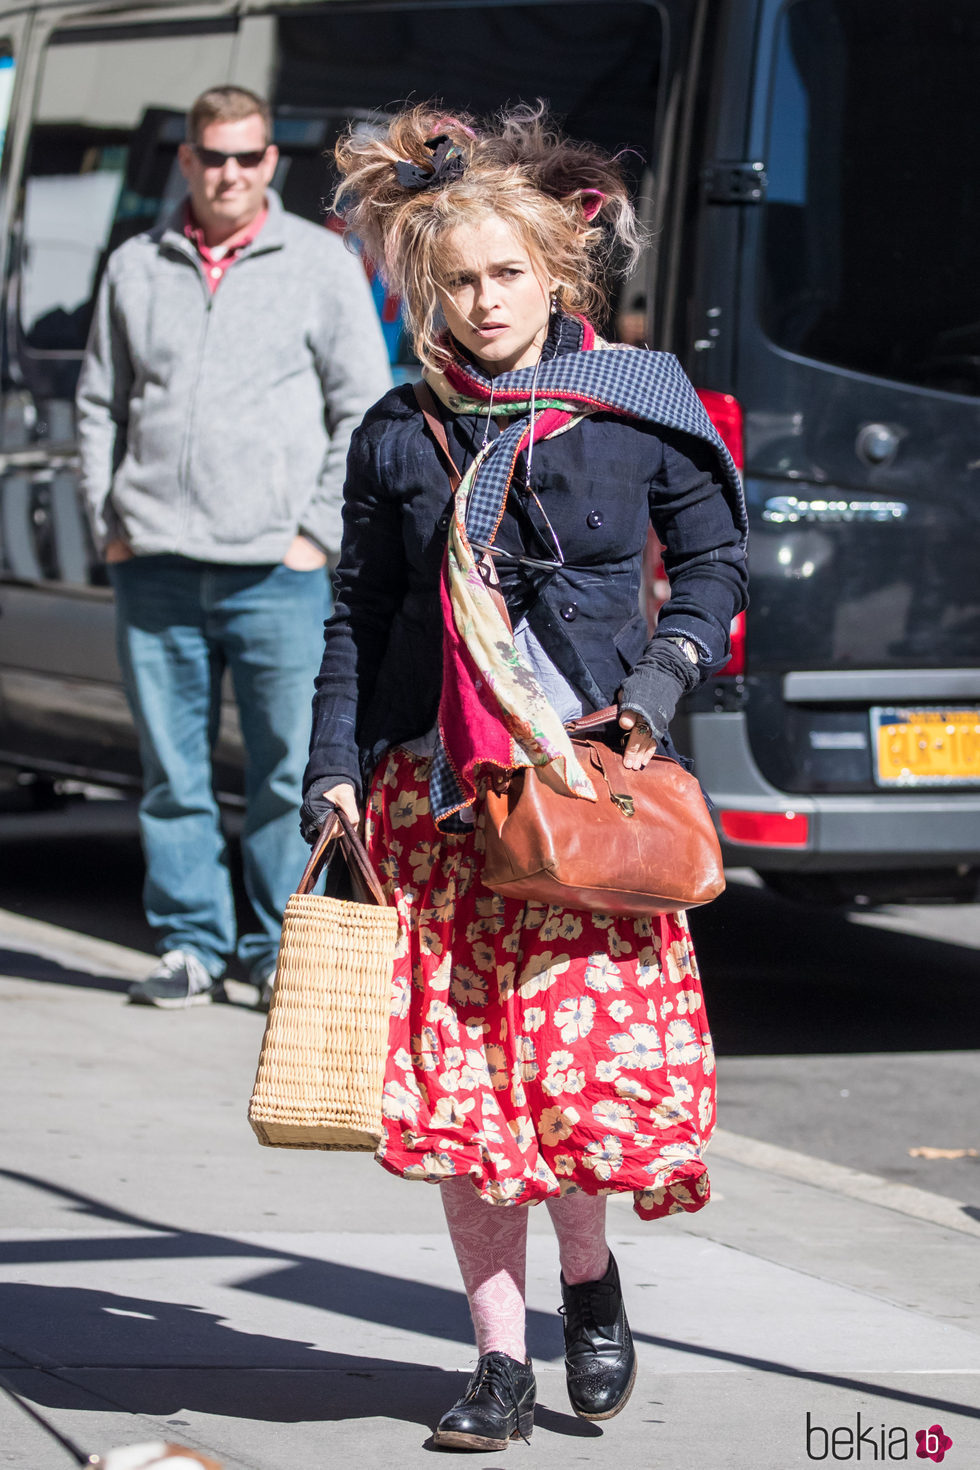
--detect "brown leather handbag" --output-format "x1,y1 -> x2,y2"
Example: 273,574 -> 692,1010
480,707 -> 725,917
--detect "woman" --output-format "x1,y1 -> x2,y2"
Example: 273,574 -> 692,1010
301,104 -> 747,1451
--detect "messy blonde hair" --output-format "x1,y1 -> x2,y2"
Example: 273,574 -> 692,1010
334,103 -> 643,370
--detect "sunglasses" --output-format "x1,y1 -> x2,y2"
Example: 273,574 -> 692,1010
471,484 -> 566,574
192,144 -> 269,169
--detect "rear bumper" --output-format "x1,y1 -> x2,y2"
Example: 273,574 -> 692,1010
689,712 -> 980,872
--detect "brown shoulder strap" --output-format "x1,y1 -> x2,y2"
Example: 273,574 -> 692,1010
413,380 -> 462,490
413,380 -> 513,633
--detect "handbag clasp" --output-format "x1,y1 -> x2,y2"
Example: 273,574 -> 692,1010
611,792 -> 635,817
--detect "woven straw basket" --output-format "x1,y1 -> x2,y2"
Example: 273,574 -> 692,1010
249,811 -> 399,1151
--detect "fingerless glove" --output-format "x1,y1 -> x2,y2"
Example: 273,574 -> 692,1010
618,637 -> 701,738
299,788 -> 338,847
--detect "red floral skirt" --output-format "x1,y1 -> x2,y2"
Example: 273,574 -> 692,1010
364,748 -> 715,1221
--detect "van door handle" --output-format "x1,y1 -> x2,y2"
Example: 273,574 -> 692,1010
855,422 -> 900,465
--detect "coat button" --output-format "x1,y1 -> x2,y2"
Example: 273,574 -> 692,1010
560,603 -> 578,621
587,510 -> 603,529
437,512 -> 451,531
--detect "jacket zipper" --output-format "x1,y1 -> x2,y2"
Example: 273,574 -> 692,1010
163,232 -> 281,551
168,242 -> 215,552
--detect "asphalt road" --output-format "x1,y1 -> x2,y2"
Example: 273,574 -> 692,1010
1,788 -> 978,1208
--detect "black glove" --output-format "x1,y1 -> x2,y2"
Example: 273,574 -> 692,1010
618,637 -> 701,738
299,788 -> 338,847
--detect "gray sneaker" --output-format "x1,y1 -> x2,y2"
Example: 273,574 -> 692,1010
128,950 -> 224,1009
257,969 -> 276,1012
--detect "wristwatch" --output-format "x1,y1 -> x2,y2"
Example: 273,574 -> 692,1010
664,635 -> 699,666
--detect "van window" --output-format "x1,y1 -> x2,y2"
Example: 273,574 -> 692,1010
18,23 -> 237,373
761,0 -> 980,398
257,0 -> 663,360
270,3 -> 661,165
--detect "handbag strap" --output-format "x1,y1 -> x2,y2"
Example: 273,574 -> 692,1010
566,705 -> 618,733
296,810 -> 390,906
414,380 -> 462,490
414,378 -> 514,634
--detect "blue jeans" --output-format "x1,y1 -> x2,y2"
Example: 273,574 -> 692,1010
109,556 -> 331,981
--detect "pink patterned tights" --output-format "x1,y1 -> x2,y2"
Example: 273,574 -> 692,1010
441,1177 -> 610,1361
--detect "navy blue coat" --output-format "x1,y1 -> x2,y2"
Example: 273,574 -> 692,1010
306,374 -> 747,799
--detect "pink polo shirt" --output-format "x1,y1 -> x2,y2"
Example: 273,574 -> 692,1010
184,204 -> 269,292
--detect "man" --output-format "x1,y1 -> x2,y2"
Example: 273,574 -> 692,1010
77,85 -> 391,1009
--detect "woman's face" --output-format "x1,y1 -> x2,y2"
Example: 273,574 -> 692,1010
437,215 -> 556,375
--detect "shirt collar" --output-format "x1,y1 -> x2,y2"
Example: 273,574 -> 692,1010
184,202 -> 268,260
162,188 -> 287,258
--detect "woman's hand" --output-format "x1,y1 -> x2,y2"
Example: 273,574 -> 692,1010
299,781 -> 359,845
323,782 -> 360,825
618,709 -> 658,771
617,638 -> 701,769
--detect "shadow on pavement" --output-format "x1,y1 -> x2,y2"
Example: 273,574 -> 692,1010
0,1261 -> 561,1366
4,1288 -> 978,1433
2,1361 -> 599,1446
0,1168 -> 562,1364
625,1333 -> 980,1423
2,1171 -> 978,1432
0,948 -> 131,994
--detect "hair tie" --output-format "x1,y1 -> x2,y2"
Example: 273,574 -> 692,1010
431,117 -> 478,140
580,189 -> 607,222
394,135 -> 465,191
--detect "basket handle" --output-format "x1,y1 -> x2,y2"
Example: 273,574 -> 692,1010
295,810 -> 390,907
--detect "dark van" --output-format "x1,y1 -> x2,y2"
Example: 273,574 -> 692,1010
0,0 -> 977,904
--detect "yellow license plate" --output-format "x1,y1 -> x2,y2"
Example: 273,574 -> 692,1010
872,707 -> 980,786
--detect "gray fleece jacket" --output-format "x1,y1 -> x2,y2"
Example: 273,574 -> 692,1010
76,191 -> 392,563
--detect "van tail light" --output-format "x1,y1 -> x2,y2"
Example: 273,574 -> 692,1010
722,609 -> 746,675
696,389 -> 745,674
719,810 -> 809,847
696,389 -> 744,471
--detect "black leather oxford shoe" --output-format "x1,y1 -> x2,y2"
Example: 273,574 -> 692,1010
432,1350 -> 536,1451
559,1252 -> 637,1420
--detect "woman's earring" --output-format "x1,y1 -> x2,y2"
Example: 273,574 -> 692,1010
550,293 -> 559,315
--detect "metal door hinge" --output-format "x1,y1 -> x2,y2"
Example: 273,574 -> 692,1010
702,160 -> 766,203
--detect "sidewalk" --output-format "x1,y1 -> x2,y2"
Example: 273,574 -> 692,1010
1,909 -> 978,1469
